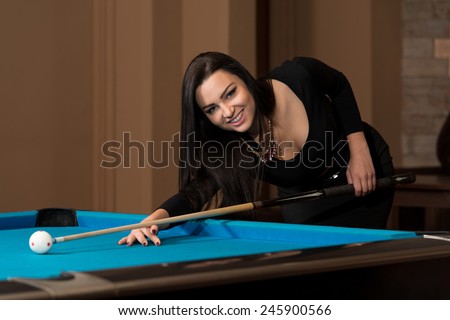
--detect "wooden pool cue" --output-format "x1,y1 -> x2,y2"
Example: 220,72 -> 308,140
54,172 -> 416,243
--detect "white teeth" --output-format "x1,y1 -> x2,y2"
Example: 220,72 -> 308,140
229,111 -> 243,123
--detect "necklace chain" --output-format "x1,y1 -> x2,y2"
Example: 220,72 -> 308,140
241,119 -> 277,163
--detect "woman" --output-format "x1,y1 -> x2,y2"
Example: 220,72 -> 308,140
118,52 -> 394,247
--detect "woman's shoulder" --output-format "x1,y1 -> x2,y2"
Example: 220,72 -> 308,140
269,57 -> 316,79
272,56 -> 322,69
269,57 -> 316,94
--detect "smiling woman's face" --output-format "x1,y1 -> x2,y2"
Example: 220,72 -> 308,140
195,70 -> 256,134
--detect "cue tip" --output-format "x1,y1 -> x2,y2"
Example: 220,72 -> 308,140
423,234 -> 450,242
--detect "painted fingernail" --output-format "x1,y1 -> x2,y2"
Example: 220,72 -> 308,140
151,229 -> 157,234
155,241 -> 160,246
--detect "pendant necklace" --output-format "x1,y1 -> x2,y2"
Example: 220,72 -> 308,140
241,119 -> 278,163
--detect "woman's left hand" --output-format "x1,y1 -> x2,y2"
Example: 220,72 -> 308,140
345,131 -> 376,197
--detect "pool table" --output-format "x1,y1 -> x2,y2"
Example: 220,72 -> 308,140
1,208 -> 450,299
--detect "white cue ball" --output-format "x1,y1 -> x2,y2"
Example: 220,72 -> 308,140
29,230 -> 54,254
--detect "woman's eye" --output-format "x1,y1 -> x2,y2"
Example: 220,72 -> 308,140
206,106 -> 217,114
226,87 -> 236,99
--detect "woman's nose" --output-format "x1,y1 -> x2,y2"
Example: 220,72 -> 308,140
221,104 -> 235,118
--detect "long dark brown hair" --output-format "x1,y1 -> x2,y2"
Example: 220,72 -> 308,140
178,52 -> 275,213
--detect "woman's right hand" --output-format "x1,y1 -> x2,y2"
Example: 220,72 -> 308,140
117,224 -> 161,246
117,209 -> 169,247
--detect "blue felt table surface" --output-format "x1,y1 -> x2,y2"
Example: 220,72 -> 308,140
0,210 -> 418,280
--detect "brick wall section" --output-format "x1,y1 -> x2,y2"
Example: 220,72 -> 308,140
402,0 -> 450,167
